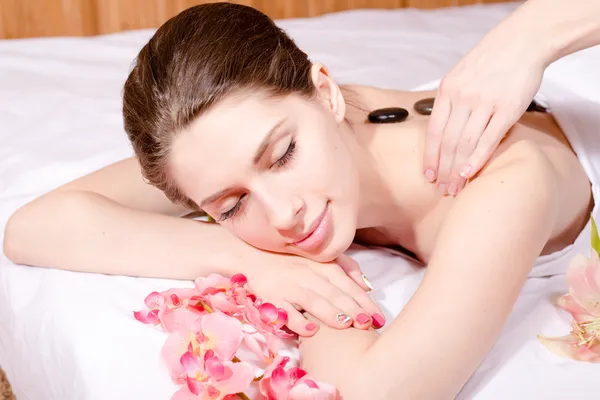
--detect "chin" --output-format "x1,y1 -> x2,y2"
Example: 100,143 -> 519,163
310,223 -> 355,263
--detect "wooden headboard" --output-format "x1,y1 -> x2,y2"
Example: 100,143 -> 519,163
1,0 -> 514,39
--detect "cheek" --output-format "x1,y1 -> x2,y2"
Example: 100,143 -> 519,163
223,206 -> 279,251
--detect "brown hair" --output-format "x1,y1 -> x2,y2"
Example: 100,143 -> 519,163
122,3 -> 315,209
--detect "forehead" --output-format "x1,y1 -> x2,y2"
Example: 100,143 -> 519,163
168,92 -> 300,200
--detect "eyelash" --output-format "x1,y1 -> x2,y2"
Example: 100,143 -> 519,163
218,139 -> 297,222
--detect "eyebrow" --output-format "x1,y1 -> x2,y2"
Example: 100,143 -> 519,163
199,118 -> 286,209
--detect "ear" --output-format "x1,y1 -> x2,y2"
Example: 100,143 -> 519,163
310,63 -> 346,124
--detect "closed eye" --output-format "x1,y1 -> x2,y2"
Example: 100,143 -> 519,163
272,139 -> 296,169
218,194 -> 246,221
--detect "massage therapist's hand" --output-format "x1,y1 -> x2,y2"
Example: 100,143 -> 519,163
243,251 -> 385,337
423,27 -> 546,196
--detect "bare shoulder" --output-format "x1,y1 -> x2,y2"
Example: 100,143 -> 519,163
477,122 -> 593,254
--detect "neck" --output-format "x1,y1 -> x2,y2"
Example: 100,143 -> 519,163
339,118 -> 415,230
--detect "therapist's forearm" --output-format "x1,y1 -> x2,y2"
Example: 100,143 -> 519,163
507,0 -> 600,66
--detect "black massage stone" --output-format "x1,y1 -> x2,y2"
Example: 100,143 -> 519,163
413,97 -> 435,115
368,107 -> 409,124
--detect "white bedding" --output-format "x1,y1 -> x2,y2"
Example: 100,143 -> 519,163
1,3 -> 600,399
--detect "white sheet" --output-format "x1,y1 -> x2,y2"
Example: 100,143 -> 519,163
2,3 -> 600,399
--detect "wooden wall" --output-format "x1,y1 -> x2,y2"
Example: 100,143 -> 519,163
0,0 -> 513,39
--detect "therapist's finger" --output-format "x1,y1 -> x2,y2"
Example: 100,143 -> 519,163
423,94 -> 451,183
436,105 -> 471,195
465,111 -> 514,178
450,106 -> 492,194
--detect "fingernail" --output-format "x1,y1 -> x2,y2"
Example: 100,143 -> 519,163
335,313 -> 352,324
448,182 -> 457,196
372,313 -> 385,329
460,165 -> 471,178
438,183 -> 447,195
356,313 -> 371,325
305,322 -> 317,331
424,169 -> 436,182
362,274 -> 374,291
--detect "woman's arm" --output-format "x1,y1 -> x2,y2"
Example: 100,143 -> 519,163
299,143 -> 560,399
3,157 -> 258,278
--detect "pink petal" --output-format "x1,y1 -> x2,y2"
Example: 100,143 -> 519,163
288,380 -> 339,400
556,294 -> 596,323
171,386 -> 200,400
259,303 -> 279,324
162,332 -> 190,381
161,308 -> 204,333
204,352 -> 227,380
243,332 -> 270,363
187,376 -> 205,396
195,274 -> 232,294
207,293 -> 242,314
201,312 -> 244,361
538,334 -> 600,362
144,291 -> 163,309
181,351 -> 203,377
566,253 -> 600,317
231,273 -> 248,287
133,309 -> 160,325
213,361 -> 255,395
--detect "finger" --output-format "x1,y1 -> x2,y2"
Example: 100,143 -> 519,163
436,105 -> 471,195
335,253 -> 372,291
281,303 -> 319,337
465,111 -> 515,178
331,272 -> 385,329
290,288 -> 353,330
316,267 -> 380,329
449,106 -> 492,195
423,94 -> 451,182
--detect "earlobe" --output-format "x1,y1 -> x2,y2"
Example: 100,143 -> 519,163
310,63 -> 346,124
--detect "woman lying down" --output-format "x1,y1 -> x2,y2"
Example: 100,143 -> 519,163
3,3 -> 596,399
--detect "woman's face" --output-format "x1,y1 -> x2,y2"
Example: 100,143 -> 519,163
169,69 -> 360,262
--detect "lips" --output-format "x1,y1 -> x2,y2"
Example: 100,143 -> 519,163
292,202 -> 331,253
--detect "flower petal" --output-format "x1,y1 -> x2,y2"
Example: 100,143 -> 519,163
133,309 -> 160,325
171,386 -> 200,400
201,312 -> 243,360
259,303 -> 279,324
566,253 -> 600,317
213,361 -> 255,395
195,274 -> 232,294
538,334 -> 600,362
144,291 -> 163,309
181,351 -> 204,377
161,308 -> 204,333
556,294 -> 595,322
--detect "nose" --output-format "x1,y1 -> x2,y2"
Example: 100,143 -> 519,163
265,193 -> 305,233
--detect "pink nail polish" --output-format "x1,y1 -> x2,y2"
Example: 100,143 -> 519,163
372,313 -> 385,329
438,183 -> 447,195
424,169 -> 436,182
356,313 -> 370,325
305,323 -> 317,331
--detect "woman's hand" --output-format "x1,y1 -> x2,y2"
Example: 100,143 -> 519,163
243,251 -> 385,336
423,24 -> 547,196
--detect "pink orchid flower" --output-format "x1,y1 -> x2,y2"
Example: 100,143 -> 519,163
244,302 -> 294,339
538,251 -> 600,362
134,288 -> 204,331
195,274 -> 252,316
163,312 -> 246,382
178,350 -> 254,400
259,356 -> 339,400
